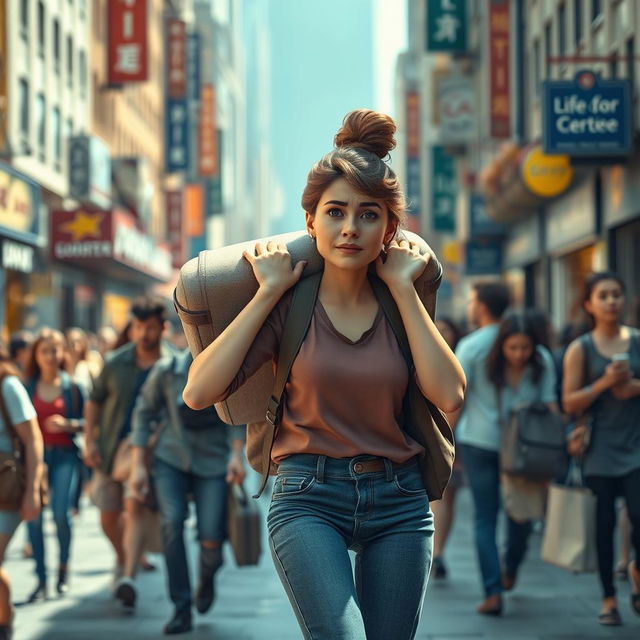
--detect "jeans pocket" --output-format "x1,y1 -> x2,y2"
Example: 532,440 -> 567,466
393,468 -> 427,497
272,472 -> 316,499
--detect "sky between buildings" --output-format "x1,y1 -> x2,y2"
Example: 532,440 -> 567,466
267,0 -> 407,233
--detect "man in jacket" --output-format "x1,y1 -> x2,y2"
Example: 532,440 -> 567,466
130,348 -> 245,635
83,296 -> 174,611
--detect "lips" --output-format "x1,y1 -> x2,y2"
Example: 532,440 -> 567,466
335,244 -> 362,253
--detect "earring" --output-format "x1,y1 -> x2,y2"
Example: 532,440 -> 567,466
309,233 -> 316,242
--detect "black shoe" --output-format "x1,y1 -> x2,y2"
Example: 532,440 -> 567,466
114,578 -> 137,611
163,609 -> 192,635
56,567 -> 69,595
195,547 -> 222,614
0,623 -> 12,640
26,582 -> 47,604
432,556 -> 447,579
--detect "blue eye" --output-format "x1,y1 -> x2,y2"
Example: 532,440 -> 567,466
327,208 -> 342,217
362,210 -> 378,220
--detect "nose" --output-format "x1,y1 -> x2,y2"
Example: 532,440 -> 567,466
341,213 -> 359,237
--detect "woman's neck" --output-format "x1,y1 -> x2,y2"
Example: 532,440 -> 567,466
593,321 -> 622,340
319,264 -> 372,306
504,362 -> 526,385
39,369 -> 60,384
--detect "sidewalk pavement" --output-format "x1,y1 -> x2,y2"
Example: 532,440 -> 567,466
5,483 -> 640,639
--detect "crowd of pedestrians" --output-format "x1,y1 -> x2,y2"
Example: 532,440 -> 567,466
1,108 -> 640,640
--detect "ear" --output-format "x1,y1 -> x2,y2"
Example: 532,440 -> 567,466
305,211 -> 315,237
383,218 -> 398,245
583,299 -> 594,317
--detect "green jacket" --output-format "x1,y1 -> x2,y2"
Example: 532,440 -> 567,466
89,341 -> 174,474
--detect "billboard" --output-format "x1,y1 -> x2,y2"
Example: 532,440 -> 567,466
167,19 -> 187,99
108,0 -> 148,84
438,75 -> 476,144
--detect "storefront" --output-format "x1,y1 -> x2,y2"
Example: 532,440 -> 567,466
0,162 -> 49,341
602,160 -> 640,326
545,174 -> 603,330
50,207 -> 173,331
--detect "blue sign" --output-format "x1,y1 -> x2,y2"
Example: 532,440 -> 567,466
432,146 -> 456,232
469,194 -> 505,237
543,70 -> 632,156
465,239 -> 503,276
187,33 -> 201,103
166,98 -> 190,172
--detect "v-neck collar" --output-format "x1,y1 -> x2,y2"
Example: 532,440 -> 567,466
315,300 -> 383,345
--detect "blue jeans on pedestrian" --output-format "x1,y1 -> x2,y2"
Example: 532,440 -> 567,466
28,445 -> 79,582
153,458 -> 227,612
460,444 -> 532,597
267,454 -> 434,640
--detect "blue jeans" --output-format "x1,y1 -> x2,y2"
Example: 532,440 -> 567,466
28,446 -> 79,582
153,458 -> 227,612
460,444 -> 532,597
267,454 -> 433,640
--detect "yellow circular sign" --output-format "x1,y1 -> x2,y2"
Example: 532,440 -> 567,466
521,146 -> 573,197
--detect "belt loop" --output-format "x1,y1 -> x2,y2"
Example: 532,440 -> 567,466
383,458 -> 393,482
316,455 -> 326,483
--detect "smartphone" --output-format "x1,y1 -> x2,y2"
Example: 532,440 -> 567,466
611,353 -> 630,370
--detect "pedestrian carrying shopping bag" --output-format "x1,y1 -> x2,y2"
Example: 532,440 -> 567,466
541,461 -> 597,573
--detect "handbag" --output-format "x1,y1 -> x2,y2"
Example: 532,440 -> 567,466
566,334 -> 593,458
226,483 -> 262,567
541,461 -> 597,573
501,473 -> 547,523
499,390 -> 566,480
110,436 -> 133,483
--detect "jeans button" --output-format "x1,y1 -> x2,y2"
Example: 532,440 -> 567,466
354,463 -> 363,473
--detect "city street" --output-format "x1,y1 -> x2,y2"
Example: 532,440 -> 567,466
5,484 -> 640,640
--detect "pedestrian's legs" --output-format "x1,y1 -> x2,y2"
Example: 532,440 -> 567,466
504,516 -> 533,579
621,467 -> 640,577
48,448 -> 79,571
100,510 -> 125,566
585,475 -> 619,599
122,496 -> 146,580
460,445 -> 502,597
153,458 -> 192,613
0,534 -> 13,625
27,452 -> 52,586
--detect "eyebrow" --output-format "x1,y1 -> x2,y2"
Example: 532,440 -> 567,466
323,200 -> 382,209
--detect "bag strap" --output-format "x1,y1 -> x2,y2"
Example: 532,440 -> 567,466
254,272 -> 322,498
0,373 -> 21,453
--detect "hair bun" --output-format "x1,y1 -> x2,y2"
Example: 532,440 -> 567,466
334,109 -> 396,159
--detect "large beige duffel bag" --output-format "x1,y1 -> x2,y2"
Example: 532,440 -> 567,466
173,229 -> 443,425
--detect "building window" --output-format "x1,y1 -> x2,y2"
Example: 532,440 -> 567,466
19,79 -> 29,141
52,107 -> 61,170
53,20 -> 60,74
37,2 -> 45,57
574,0 -> 582,45
37,94 -> 46,162
20,0 -> 28,39
79,51 -> 87,98
544,23 -> 552,79
67,36 -> 74,87
592,0 -> 602,25
558,3 -> 566,58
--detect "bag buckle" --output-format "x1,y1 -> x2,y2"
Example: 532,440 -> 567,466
265,396 -> 280,427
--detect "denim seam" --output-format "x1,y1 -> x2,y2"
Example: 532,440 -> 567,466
268,533 -> 314,640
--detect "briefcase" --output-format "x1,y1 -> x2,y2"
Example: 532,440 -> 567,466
174,229 -> 443,425
226,483 -> 262,567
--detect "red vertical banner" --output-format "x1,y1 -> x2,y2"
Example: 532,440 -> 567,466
166,190 -> 186,268
167,19 -> 187,99
406,92 -> 421,158
488,0 -> 511,138
108,0 -> 148,84
199,84 -> 218,176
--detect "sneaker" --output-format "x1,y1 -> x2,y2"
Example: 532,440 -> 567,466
25,581 -> 47,604
114,577 -> 137,611
56,567 -> 69,595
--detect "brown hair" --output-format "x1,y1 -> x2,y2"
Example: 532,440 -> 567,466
301,109 -> 406,232
0,344 -> 20,379
25,328 -> 66,381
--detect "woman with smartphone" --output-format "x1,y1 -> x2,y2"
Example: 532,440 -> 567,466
563,272 -> 640,627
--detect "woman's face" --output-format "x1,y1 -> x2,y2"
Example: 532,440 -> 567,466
305,177 -> 395,272
585,279 -> 624,323
502,333 -> 534,369
67,330 -> 86,357
436,321 -> 456,350
35,337 -> 65,373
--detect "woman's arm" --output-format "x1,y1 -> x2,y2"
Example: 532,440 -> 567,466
15,417 -> 44,521
183,242 -> 306,410
377,240 -> 465,413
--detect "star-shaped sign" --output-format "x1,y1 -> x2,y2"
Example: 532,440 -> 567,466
60,211 -> 105,241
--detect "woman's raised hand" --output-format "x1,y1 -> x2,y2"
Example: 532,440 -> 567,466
243,241 -> 307,296
375,239 -> 430,291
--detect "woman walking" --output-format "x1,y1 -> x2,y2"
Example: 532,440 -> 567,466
24,329 -> 85,602
563,272 -> 640,626
184,109 -> 465,639
0,345 -> 43,640
459,311 -> 558,615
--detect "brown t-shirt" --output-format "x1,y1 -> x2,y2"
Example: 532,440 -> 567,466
224,291 -> 424,463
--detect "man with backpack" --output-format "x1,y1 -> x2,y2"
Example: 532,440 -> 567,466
129,348 -> 245,635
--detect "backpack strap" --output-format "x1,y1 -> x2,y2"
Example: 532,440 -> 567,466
0,373 -> 21,453
254,272 -> 323,498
